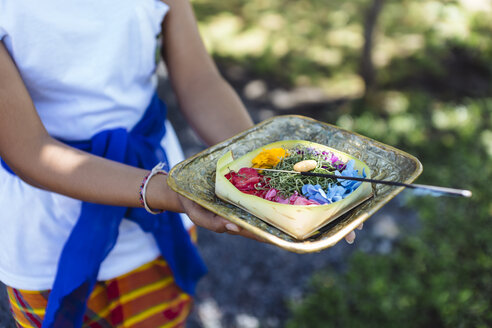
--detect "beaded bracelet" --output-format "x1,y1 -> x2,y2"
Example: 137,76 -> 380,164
139,162 -> 168,215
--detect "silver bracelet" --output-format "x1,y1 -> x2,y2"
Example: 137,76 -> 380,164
139,162 -> 168,215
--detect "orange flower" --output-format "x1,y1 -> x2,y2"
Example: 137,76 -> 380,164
251,148 -> 287,169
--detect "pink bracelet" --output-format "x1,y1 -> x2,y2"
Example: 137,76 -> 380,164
139,162 -> 168,215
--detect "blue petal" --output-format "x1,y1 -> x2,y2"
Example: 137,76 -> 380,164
344,159 -> 355,172
302,184 -> 330,204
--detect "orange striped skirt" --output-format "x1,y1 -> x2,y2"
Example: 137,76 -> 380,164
7,254 -> 194,328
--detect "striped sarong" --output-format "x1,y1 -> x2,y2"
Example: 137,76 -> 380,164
6,227 -> 198,328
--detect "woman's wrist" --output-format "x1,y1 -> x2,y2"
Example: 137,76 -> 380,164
142,170 -> 184,213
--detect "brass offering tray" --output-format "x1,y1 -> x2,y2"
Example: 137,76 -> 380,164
167,115 -> 422,253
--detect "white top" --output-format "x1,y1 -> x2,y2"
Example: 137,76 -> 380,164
0,0 -> 193,290
0,0 -> 166,140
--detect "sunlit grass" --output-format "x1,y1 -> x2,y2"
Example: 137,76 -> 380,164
195,0 -> 489,94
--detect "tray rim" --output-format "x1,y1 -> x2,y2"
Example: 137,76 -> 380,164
167,114 -> 423,253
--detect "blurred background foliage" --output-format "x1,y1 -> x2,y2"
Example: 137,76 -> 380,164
192,0 -> 492,326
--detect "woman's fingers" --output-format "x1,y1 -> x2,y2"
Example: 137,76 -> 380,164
224,223 -> 268,243
345,230 -> 356,244
181,195 -> 364,245
224,222 -> 240,233
218,215 -> 267,242
178,196 -> 227,232
178,195 -> 266,242
345,223 -> 364,244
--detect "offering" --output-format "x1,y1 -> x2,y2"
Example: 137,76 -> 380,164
215,140 -> 373,240
167,115 -> 423,253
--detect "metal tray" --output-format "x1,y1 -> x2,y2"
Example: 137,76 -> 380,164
167,115 -> 422,253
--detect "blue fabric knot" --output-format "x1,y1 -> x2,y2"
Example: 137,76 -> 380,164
2,95 -> 207,328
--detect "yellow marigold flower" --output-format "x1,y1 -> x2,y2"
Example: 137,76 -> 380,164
251,148 -> 287,169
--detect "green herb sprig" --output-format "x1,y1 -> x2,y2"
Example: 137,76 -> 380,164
263,145 -> 341,197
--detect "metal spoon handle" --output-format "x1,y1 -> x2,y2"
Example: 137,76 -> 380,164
301,171 -> 472,197
253,168 -> 472,197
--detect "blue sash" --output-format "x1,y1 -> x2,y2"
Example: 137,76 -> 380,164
1,95 -> 207,327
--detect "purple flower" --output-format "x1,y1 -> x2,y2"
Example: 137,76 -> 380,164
306,147 -> 320,156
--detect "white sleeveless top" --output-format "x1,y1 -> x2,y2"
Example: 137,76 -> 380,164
0,0 -> 192,290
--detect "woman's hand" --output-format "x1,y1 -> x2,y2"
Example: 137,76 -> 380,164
179,193 -> 362,245
344,223 -> 364,244
177,195 -> 267,242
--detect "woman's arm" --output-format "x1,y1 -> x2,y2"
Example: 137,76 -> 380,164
0,42 -> 181,211
0,40 -> 247,234
160,0 -> 254,146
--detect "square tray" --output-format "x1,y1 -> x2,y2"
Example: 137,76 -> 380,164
167,115 -> 422,253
